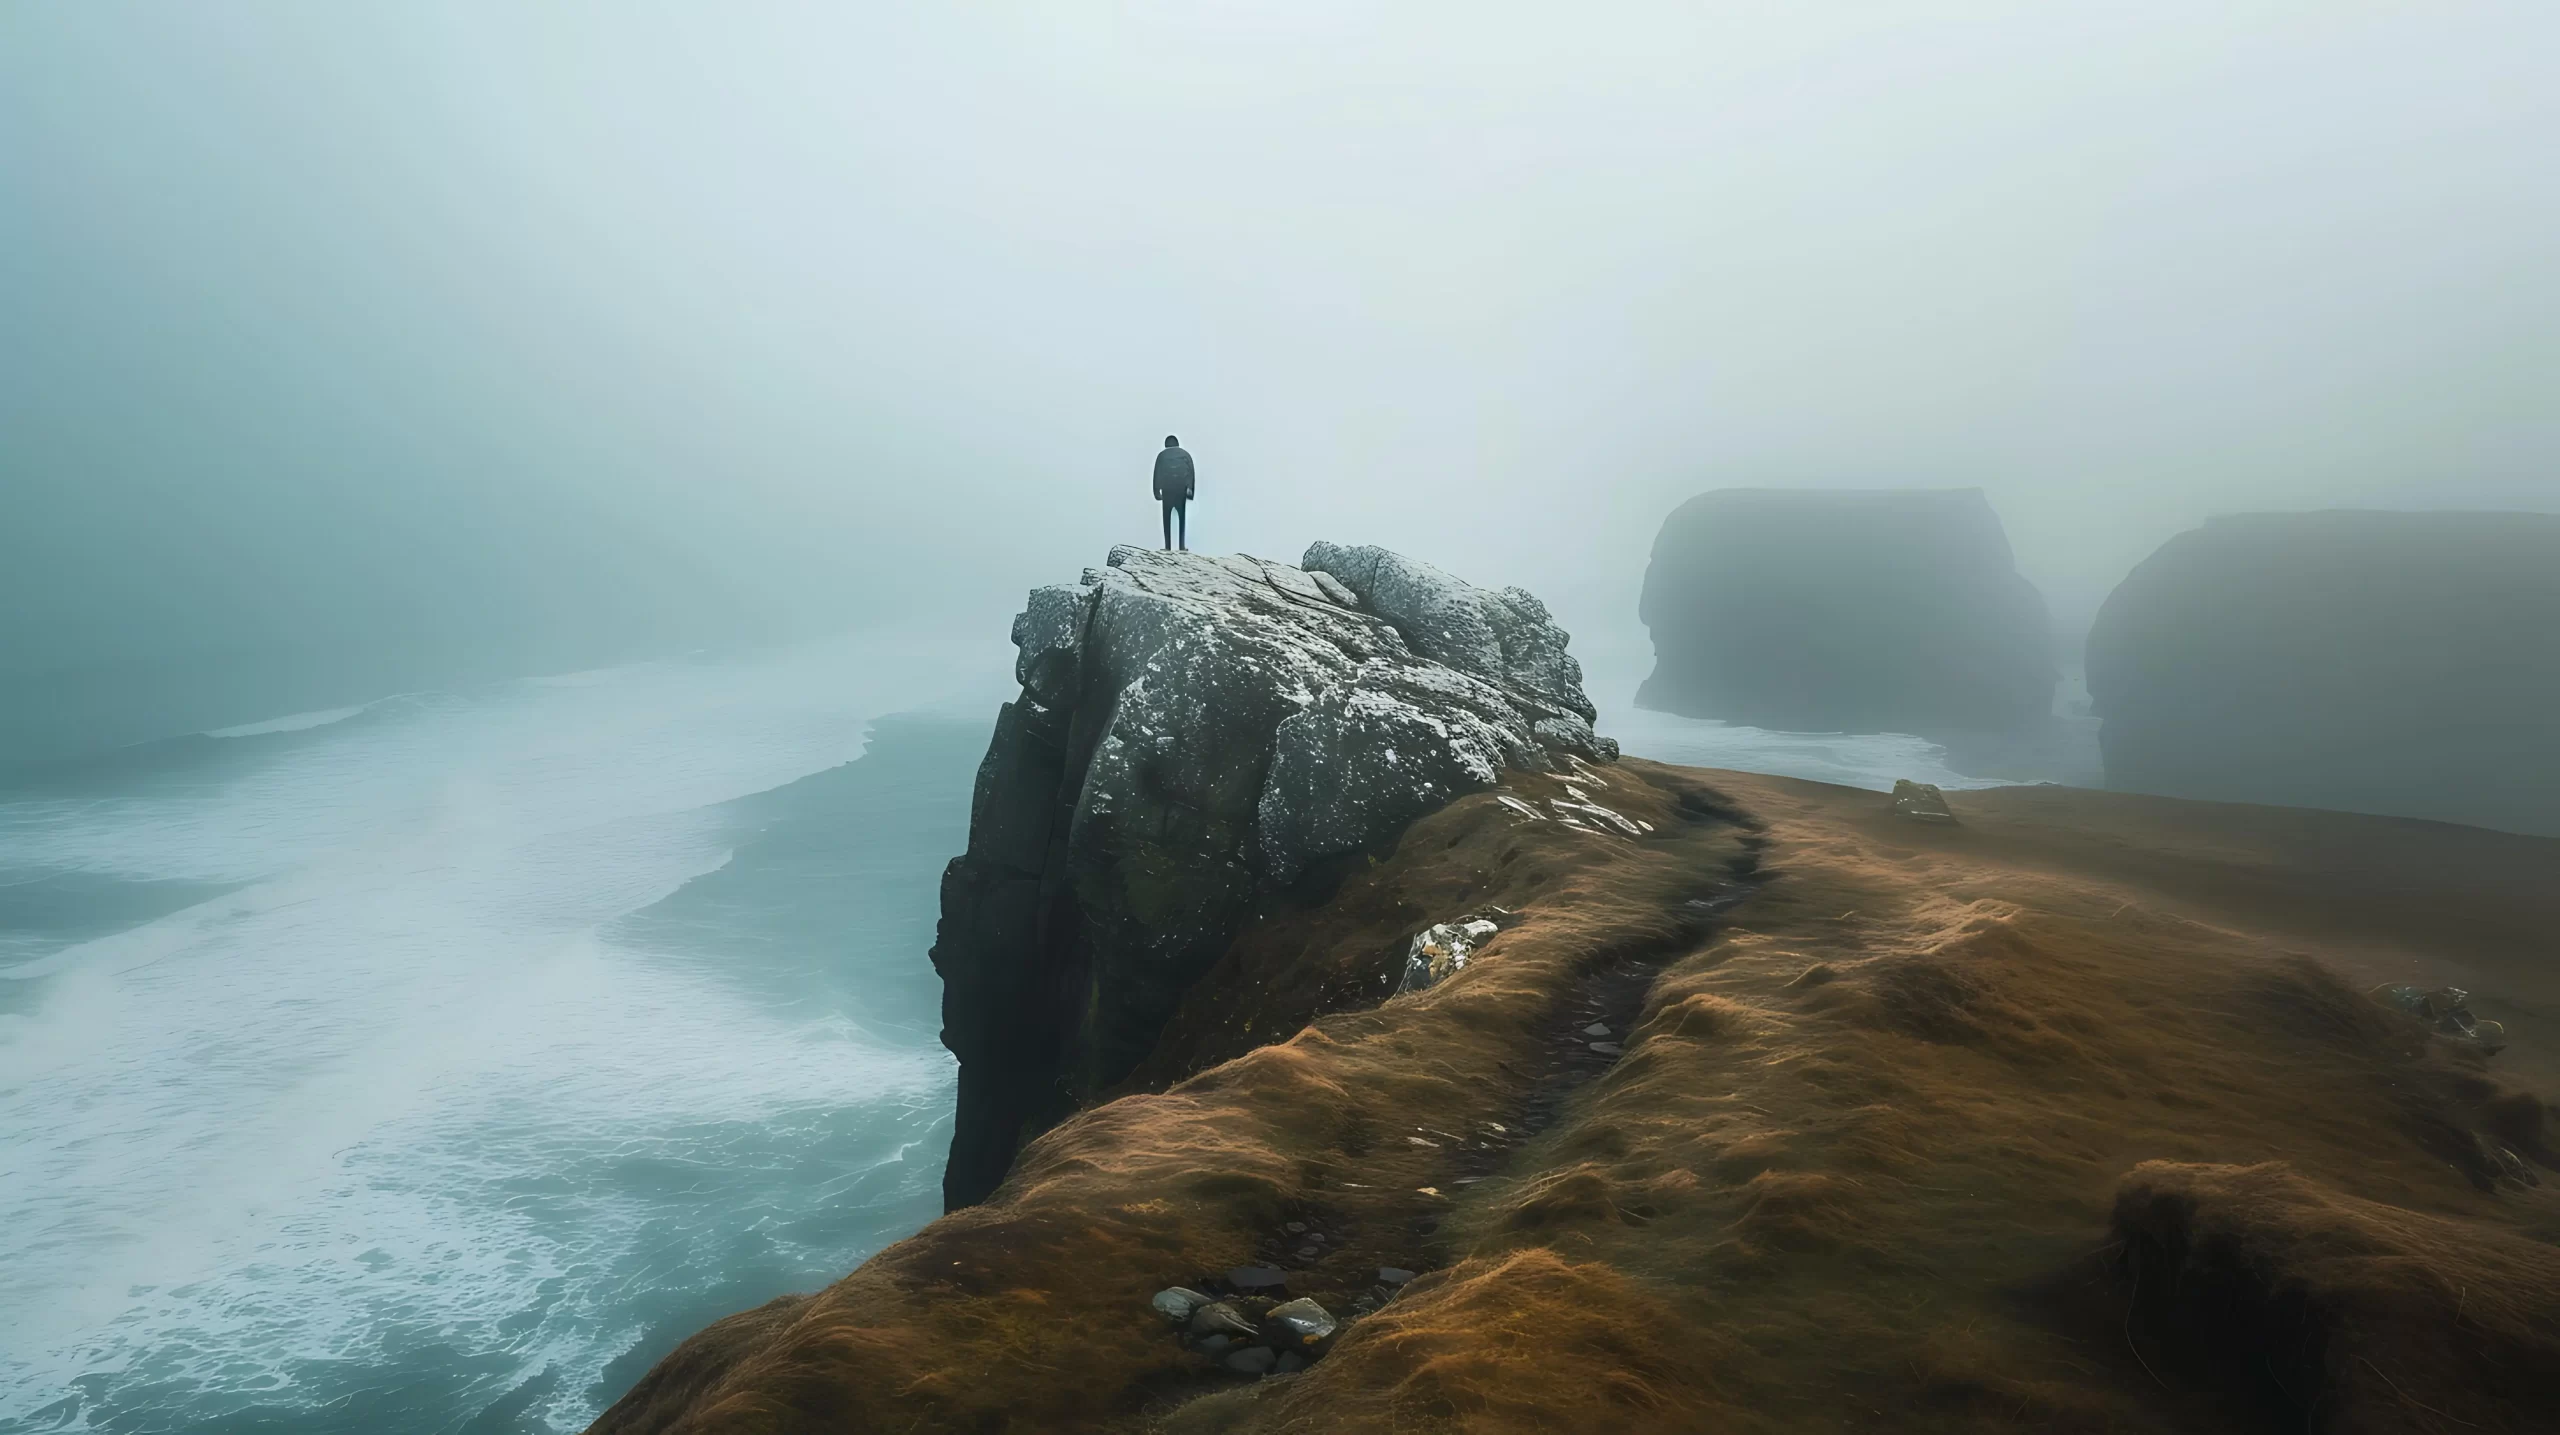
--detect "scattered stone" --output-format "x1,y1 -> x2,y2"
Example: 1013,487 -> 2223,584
1188,1301 -> 1259,1340
1396,916 -> 1503,995
1550,795 -> 1647,836
1295,1246 -> 1319,1262
1222,1345 -> 1278,1376
1159,1285 -> 1349,1376
1266,1298 -> 1339,1353
1378,1267 -> 1417,1285
2493,1145 -> 2539,1187
1589,1041 -> 1623,1056
1152,1287 -> 1213,1326
1582,1022 -> 1610,1037
2372,983 -> 2509,1056
1226,1265 -> 1288,1294
1405,1134 -> 1439,1147
1284,1221 -> 1307,1234
1890,779 -> 1959,825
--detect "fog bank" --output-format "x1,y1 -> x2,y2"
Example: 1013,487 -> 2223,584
7,2 -> 2554,752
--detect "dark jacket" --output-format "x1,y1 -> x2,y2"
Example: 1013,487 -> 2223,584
1152,446 -> 1195,501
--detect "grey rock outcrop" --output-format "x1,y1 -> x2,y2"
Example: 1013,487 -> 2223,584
1636,488 -> 2056,736
1301,542 -> 1597,725
2087,510 -> 2560,835
933,544 -> 1609,1210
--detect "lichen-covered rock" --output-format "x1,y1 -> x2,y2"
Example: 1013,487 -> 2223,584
1259,663 -> 1543,885
933,544 -> 1607,1209
1394,916 -> 1501,996
1009,583 -> 1090,707
1302,541 -> 1600,730
1890,779 -> 1957,825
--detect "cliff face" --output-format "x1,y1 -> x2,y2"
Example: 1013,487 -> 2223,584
1635,488 -> 2055,736
2087,510 -> 2560,836
933,543 -> 1614,1210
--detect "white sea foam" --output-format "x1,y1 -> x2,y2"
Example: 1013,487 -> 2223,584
203,704 -> 375,739
0,634 -> 997,1431
1596,702 -> 2009,792
1579,649 -> 2093,793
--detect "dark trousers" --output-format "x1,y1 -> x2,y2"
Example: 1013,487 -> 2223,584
1161,498 -> 1187,550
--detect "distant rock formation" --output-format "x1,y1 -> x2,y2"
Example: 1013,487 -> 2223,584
2087,510 -> 2560,836
932,543 -> 1612,1209
1636,488 -> 2055,736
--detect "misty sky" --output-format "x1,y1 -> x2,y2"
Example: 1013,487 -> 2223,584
6,2 -> 2556,712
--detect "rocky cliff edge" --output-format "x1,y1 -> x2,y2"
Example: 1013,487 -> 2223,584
936,543 -> 1614,1210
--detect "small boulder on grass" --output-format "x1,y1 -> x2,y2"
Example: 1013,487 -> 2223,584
1890,779 -> 1957,825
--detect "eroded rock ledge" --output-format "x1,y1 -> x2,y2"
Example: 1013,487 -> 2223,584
935,543 -> 1614,1209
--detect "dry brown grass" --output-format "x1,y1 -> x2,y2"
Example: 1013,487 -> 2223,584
2113,1160 -> 2560,1434
591,766 -> 2560,1435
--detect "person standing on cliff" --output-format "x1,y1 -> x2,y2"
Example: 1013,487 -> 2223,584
1152,435 -> 1195,551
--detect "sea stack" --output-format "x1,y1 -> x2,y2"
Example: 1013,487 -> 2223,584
2087,509 -> 2560,836
932,543 -> 1612,1209
1635,488 -> 2056,736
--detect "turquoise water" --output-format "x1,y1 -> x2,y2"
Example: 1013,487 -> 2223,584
0,638 -> 1002,1433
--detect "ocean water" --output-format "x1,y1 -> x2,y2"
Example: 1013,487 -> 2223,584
1596,703 -> 2014,793
0,636 -> 1008,1434
0,627 -> 2016,1434
1585,658 -> 2034,795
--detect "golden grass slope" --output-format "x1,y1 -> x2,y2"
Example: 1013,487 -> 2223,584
593,763 -> 2560,1434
